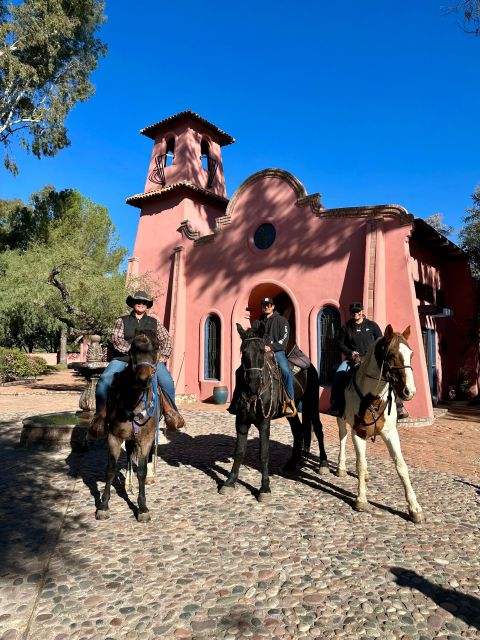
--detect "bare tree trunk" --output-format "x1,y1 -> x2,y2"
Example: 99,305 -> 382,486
59,327 -> 67,365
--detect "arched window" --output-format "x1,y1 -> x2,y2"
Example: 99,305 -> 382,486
317,306 -> 341,386
204,314 -> 221,380
200,139 -> 210,170
165,137 -> 175,166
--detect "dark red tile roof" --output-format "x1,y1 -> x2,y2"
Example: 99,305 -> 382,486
126,181 -> 230,208
140,110 -> 235,146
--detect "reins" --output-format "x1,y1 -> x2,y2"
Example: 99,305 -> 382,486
241,337 -> 278,419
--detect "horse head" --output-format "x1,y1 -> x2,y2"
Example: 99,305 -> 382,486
237,322 -> 266,397
375,325 -> 416,401
129,330 -> 159,389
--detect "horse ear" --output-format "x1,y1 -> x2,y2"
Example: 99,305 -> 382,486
402,325 -> 411,341
236,323 -> 246,338
256,323 -> 265,338
384,324 -> 394,340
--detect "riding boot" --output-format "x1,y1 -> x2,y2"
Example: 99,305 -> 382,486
89,405 -> 107,439
162,394 -> 185,431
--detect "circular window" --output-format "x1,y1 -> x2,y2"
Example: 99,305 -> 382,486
253,223 -> 276,250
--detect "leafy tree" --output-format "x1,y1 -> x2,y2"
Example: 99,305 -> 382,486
0,186 -> 127,352
0,0 -> 107,174
424,213 -> 454,236
459,186 -> 480,278
446,1 -> 480,35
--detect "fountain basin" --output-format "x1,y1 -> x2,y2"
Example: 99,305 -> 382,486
20,411 -> 90,452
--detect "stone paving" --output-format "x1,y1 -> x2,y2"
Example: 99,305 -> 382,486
0,372 -> 479,640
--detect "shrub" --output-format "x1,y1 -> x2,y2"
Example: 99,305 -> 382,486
0,348 -> 48,382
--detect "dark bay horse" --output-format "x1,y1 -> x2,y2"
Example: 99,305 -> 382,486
95,331 -> 163,523
220,324 -> 329,502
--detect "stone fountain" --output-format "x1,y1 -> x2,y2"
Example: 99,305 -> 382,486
20,335 -> 108,451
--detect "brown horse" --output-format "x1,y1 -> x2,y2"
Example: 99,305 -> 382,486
95,331 -> 163,523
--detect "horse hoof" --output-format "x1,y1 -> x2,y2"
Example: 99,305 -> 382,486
219,484 -> 235,495
138,511 -> 151,523
257,491 -> 272,503
336,468 -> 347,477
95,509 -> 110,520
317,462 -> 330,476
145,477 -> 155,486
354,500 -> 370,512
409,511 -> 425,524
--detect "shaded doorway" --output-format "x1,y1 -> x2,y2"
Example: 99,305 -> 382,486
247,284 -> 296,352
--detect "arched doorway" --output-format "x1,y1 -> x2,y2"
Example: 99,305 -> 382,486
247,283 -> 296,352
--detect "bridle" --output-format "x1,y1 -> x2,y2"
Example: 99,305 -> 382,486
241,336 -> 276,419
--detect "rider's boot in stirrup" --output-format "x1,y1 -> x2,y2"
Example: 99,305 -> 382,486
162,394 -> 185,431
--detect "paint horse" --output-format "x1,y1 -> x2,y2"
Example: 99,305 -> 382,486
95,331 -> 163,523
336,325 -> 424,523
220,324 -> 329,502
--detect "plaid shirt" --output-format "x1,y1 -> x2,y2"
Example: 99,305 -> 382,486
111,313 -> 172,363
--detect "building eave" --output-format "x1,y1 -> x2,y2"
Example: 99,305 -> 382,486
126,181 -> 230,209
140,110 -> 235,146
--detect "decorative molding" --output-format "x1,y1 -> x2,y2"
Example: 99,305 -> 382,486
317,204 -> 413,225
177,220 -> 200,241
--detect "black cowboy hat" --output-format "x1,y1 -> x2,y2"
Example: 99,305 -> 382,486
126,290 -> 153,309
349,302 -> 364,313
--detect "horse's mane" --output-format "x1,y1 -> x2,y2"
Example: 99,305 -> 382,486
132,329 -> 159,353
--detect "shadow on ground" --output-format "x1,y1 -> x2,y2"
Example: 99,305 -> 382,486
391,567 -> 480,630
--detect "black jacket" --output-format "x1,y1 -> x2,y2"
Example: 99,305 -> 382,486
338,318 -> 382,358
252,311 -> 290,353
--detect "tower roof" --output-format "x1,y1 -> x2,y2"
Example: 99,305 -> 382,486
140,110 -> 235,146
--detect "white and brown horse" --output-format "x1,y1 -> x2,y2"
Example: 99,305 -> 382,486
336,325 -> 424,523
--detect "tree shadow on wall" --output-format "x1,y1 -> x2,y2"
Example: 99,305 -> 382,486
391,567 -> 480,630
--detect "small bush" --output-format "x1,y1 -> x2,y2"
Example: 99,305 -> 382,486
0,348 -> 48,382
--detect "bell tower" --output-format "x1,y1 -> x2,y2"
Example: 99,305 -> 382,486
137,110 -> 234,199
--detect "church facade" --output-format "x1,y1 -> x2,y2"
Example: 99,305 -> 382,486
126,110 -> 478,421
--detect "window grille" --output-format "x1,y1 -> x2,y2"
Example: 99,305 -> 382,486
317,306 -> 341,386
204,314 -> 221,380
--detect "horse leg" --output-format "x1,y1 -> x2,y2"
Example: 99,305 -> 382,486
96,433 -> 122,520
381,427 -> 424,523
351,431 -> 370,512
258,419 -> 271,502
219,420 -> 250,495
136,439 -> 152,523
311,411 -> 329,475
284,415 -> 302,473
336,418 -> 348,477
145,443 -> 155,486
125,440 -> 135,493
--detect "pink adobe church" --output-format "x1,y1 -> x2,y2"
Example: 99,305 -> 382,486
126,110 -> 478,422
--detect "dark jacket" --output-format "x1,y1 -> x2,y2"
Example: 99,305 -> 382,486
338,318 -> 382,358
111,313 -> 159,361
252,311 -> 290,352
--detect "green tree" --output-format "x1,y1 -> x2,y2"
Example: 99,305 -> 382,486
446,1 -> 480,35
0,186 -> 127,352
459,186 -> 480,278
0,0 -> 107,174
424,213 -> 454,236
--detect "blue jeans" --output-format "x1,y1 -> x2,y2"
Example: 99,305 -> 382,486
95,359 -> 176,412
274,350 -> 295,401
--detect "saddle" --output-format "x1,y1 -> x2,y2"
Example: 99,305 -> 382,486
287,344 -> 310,376
265,351 -> 294,418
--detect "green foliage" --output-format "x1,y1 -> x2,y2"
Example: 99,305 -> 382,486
0,186 -> 128,350
0,0 -> 107,174
424,213 -> 454,237
0,347 -> 47,381
459,186 -> 480,278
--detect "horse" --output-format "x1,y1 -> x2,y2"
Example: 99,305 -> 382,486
220,323 -> 329,502
95,331 -> 163,523
336,324 -> 424,523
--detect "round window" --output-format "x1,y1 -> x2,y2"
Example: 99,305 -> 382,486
253,223 -> 276,250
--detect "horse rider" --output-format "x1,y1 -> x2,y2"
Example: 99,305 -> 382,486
252,297 -> 296,416
90,290 -> 185,433
328,302 -> 382,417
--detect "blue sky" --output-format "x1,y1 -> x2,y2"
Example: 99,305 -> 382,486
2,1 -> 479,254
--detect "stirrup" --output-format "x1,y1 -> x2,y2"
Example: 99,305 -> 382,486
284,399 -> 297,418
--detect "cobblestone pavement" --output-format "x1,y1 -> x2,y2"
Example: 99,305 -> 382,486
0,373 -> 479,639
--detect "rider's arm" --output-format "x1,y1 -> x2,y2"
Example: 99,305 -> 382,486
110,318 -> 130,354
371,321 -> 383,340
271,317 -> 289,352
151,316 -> 172,363
338,325 -> 354,357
